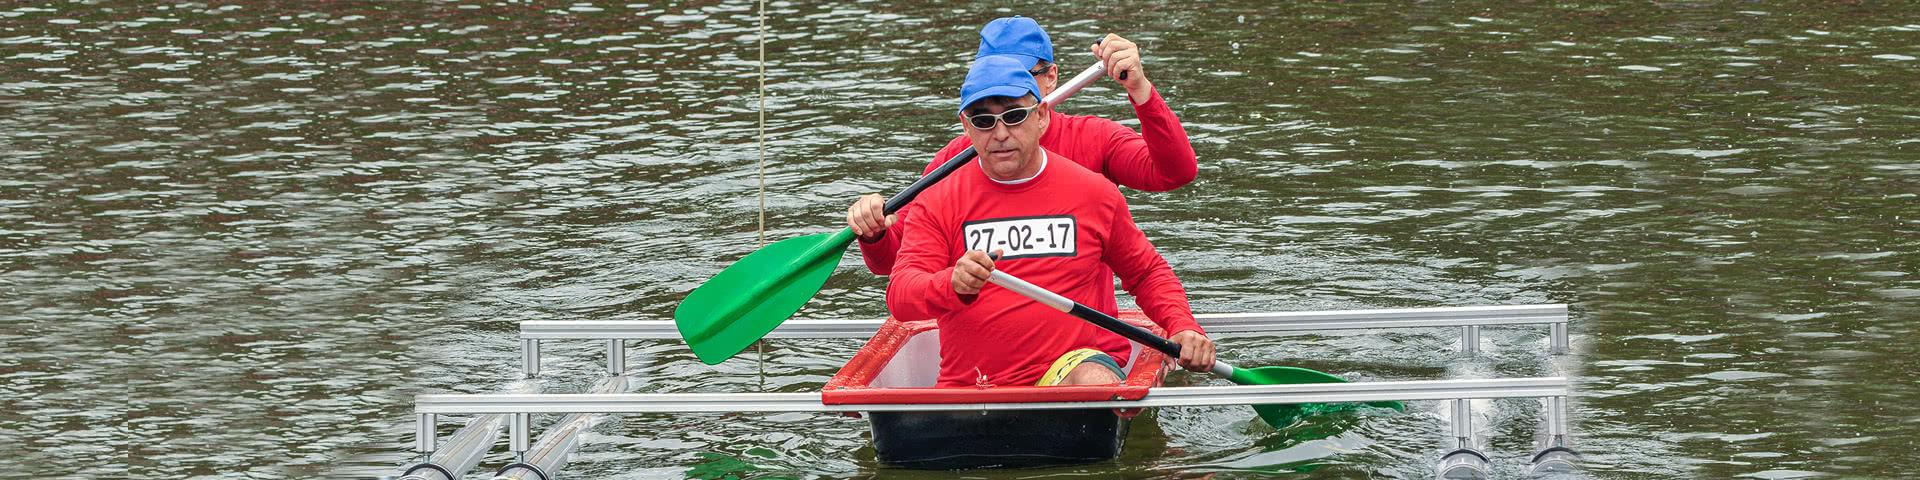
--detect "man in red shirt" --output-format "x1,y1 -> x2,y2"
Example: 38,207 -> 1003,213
849,16 -> 1198,275
886,56 -> 1215,387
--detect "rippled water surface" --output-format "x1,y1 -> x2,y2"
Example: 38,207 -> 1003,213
3,1 -> 1915,479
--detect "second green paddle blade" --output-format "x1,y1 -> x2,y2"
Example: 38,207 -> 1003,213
1232,366 -> 1406,428
674,231 -> 849,364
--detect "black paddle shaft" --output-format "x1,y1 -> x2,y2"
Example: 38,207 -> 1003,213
982,252 -> 1186,357
881,147 -> 978,214
1068,303 -> 1183,357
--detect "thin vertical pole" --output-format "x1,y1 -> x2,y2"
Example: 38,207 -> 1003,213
1461,325 -> 1481,355
757,0 -> 766,247
510,412 -> 531,463
1452,399 -> 1474,450
1551,321 -> 1569,354
522,339 -> 539,378
607,339 -> 626,375
754,0 -> 769,393
415,413 -> 436,454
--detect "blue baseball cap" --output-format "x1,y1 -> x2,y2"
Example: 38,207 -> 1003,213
975,16 -> 1053,66
958,56 -> 1042,113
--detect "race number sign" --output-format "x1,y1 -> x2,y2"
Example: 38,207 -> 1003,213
961,215 -> 1077,260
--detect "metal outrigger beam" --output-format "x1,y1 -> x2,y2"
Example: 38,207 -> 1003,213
416,377 -> 1570,414
515,304 -> 1571,376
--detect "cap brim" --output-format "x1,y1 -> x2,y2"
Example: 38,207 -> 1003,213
959,85 -> 1038,113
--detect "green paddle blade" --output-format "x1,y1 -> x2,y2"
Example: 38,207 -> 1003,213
1226,366 -> 1406,428
674,229 -> 854,364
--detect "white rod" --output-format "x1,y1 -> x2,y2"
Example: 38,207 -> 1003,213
418,377 -> 1568,414
508,413 -> 530,463
1452,399 -> 1474,449
521,339 -> 539,378
1462,325 -> 1481,355
1548,395 -> 1567,444
607,340 -> 625,375
519,305 -> 1569,340
1551,321 -> 1570,354
415,413 -> 435,454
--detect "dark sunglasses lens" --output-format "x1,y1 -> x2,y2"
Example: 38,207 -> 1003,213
966,105 -> 1035,129
1000,107 -> 1030,126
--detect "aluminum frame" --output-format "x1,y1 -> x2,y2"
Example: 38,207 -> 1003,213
418,304 -> 1583,474
417,377 -> 1569,415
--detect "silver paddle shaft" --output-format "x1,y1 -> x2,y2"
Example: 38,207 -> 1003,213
1043,61 -> 1106,106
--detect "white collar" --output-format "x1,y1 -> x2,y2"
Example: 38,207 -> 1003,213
980,150 -> 1047,185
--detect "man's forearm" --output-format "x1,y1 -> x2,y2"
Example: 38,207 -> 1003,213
857,223 -> 903,275
884,266 -> 962,320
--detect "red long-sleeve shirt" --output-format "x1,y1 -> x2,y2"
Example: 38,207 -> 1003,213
885,151 -> 1203,387
859,88 -> 1196,275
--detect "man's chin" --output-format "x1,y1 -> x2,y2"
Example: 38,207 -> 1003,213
983,162 -> 1023,179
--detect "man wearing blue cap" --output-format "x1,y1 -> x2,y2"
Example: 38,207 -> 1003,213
850,16 -> 1197,277
885,56 -> 1215,388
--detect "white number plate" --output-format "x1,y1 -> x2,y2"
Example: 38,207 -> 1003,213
961,215 -> 1077,260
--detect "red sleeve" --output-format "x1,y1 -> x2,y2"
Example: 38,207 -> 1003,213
857,136 -> 974,276
884,201 -> 969,321
855,225 -> 902,276
1096,88 -> 1197,192
1101,196 -> 1203,337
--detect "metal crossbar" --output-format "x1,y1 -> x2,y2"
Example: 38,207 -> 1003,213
416,377 -> 1569,415
520,304 -> 1567,340
515,304 -> 1570,377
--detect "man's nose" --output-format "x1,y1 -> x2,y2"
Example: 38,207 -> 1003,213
988,120 -> 1015,139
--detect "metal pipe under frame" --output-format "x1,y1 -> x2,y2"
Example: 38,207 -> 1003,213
418,377 -> 1569,415
488,376 -> 630,479
493,411 -> 592,480
399,413 -> 508,480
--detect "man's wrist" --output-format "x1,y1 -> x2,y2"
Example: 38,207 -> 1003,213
1126,80 -> 1156,106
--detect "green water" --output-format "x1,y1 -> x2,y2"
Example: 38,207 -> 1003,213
2,1 -> 1914,478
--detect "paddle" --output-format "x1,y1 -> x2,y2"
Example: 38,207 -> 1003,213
983,265 -> 1404,427
674,62 -> 1111,365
